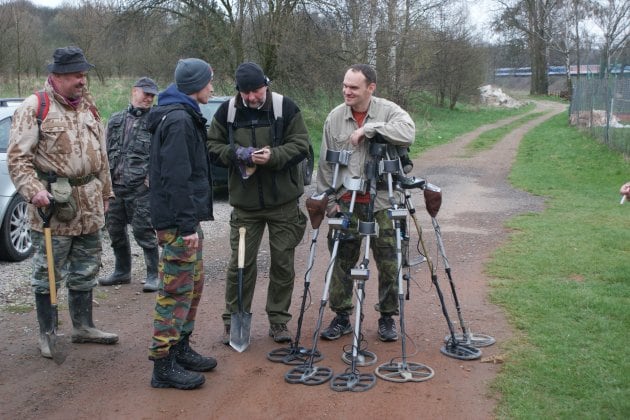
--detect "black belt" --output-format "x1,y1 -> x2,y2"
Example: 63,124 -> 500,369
37,170 -> 96,186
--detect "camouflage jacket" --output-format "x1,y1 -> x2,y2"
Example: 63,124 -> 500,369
7,81 -> 113,235
106,109 -> 151,188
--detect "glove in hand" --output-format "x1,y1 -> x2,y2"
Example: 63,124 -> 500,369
235,146 -> 255,166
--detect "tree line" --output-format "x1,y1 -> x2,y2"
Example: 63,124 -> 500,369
1,0 -> 627,105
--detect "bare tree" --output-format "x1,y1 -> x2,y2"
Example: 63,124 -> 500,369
424,4 -> 485,109
591,0 -> 630,75
1,0 -> 42,94
494,0 -> 561,95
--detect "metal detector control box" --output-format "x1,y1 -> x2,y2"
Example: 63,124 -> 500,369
387,208 -> 408,220
350,266 -> 370,280
328,213 -> 351,231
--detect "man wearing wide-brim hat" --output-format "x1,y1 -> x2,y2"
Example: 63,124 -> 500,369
7,46 -> 119,361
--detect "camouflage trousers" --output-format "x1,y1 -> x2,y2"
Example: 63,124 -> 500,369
148,226 -> 204,359
105,184 -> 157,250
222,200 -> 307,325
327,201 -> 399,315
30,230 -> 102,294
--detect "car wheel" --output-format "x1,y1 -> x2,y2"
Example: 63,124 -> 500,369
0,194 -> 32,261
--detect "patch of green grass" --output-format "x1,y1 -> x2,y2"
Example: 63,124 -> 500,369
5,304 -> 33,314
411,101 -> 535,156
465,111 -> 545,154
488,113 -> 630,418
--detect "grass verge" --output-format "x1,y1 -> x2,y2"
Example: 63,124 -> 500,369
488,113 -> 630,418
465,112 -> 545,154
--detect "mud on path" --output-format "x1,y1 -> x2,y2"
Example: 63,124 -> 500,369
0,101 -> 567,419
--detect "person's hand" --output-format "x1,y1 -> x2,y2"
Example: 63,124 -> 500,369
235,146 -> 255,166
104,198 -> 110,213
251,146 -> 271,165
181,232 -> 199,249
326,203 -> 341,218
349,127 -> 366,146
31,190 -> 52,207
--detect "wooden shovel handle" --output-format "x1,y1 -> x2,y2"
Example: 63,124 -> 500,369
238,227 -> 246,269
43,227 -> 57,305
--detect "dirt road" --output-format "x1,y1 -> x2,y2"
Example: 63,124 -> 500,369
0,101 -> 566,419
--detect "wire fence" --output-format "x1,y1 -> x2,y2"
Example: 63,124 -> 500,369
569,76 -> 630,156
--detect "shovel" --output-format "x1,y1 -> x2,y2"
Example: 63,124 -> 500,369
38,201 -> 67,365
230,227 -> 252,352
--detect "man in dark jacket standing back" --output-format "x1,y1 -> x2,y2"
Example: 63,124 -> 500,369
99,77 -> 160,292
206,62 -> 308,345
146,58 -> 216,390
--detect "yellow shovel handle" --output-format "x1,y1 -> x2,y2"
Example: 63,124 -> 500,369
43,227 -> 57,305
238,227 -> 246,269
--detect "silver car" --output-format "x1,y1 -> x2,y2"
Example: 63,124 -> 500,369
0,98 -> 32,261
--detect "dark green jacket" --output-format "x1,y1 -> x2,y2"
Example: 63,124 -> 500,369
206,90 -> 310,210
106,108 -> 152,188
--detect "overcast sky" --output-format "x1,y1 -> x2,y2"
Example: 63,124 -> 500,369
31,0 -> 64,7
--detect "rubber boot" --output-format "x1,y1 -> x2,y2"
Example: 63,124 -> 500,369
172,333 -> 217,372
151,350 -> 205,390
35,293 -> 53,359
142,247 -> 160,293
68,289 -> 119,344
98,244 -> 132,286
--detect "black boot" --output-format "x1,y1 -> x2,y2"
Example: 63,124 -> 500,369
151,350 -> 205,390
35,293 -> 53,359
99,244 -> 131,286
68,289 -> 119,344
142,247 -> 160,293
173,333 -> 217,372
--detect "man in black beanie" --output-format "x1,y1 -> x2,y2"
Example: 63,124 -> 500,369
145,58 -> 216,390
207,62 -> 309,346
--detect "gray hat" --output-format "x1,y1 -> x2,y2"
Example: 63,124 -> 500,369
47,46 -> 94,74
235,62 -> 268,92
175,58 -> 213,95
133,77 -> 159,95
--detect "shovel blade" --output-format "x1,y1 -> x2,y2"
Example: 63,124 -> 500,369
45,331 -> 67,365
230,312 -> 252,353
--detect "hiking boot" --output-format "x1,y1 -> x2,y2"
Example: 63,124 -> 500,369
173,333 -> 217,372
269,323 -> 292,343
151,352 -> 205,390
377,315 -> 398,342
320,313 -> 352,341
222,325 -> 230,345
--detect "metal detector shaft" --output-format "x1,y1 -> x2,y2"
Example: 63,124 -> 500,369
431,217 -> 469,336
431,217 -> 496,348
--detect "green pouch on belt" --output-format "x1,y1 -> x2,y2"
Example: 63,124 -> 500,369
51,178 -> 77,222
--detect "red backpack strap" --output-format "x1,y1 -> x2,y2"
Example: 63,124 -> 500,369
35,90 -> 50,127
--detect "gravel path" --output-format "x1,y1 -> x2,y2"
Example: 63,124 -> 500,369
0,101 -> 567,419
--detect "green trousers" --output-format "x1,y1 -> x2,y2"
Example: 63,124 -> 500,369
222,200 -> 306,325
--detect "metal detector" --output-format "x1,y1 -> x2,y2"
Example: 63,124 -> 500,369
267,192 -> 326,365
330,143 -> 390,392
330,215 -> 377,392
374,162 -> 434,383
429,216 -> 496,348
402,179 -> 481,361
284,152 -> 353,385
